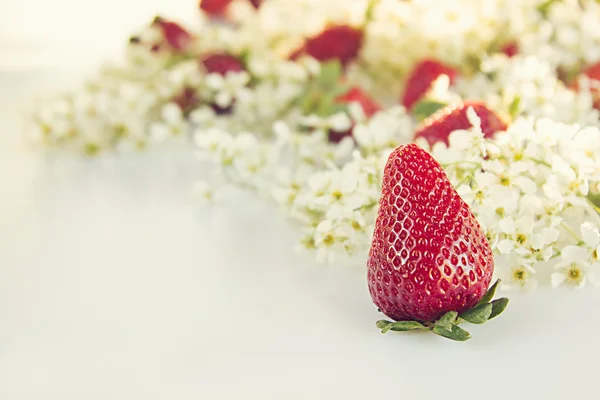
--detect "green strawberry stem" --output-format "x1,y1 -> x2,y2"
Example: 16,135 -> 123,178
376,279 -> 509,342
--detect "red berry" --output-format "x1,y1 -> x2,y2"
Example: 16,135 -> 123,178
153,18 -> 192,52
199,53 -> 246,114
328,86 -> 381,143
367,143 -> 494,322
172,87 -> 200,113
199,0 -> 233,16
335,86 -> 381,118
501,41 -> 519,58
200,53 -> 245,75
401,59 -> 459,110
414,101 -> 507,146
248,0 -> 263,8
292,25 -> 363,66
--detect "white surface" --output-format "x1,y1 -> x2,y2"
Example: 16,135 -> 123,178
1,70 -> 600,400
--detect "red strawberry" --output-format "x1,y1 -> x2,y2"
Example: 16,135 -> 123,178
153,17 -> 192,52
329,86 -> 381,143
200,0 -> 261,17
172,87 -> 200,114
401,59 -> 459,110
199,0 -> 233,16
336,86 -> 381,118
200,53 -> 246,114
367,144 -> 495,324
414,101 -> 507,146
200,53 -> 246,75
500,41 -> 519,58
291,25 -> 364,66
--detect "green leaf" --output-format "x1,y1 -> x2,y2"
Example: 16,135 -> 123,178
388,321 -> 426,332
432,324 -> 471,342
436,311 -> 458,329
588,193 -> 600,209
459,303 -> 493,324
537,0 -> 558,16
317,60 -> 343,88
476,279 -> 501,307
365,0 -> 379,22
329,83 -> 352,98
376,320 -> 393,332
377,320 -> 425,333
488,298 -> 509,320
412,100 -> 447,121
508,96 -> 521,119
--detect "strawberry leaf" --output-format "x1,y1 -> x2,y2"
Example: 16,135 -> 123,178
476,279 -> 501,307
432,324 -> 471,342
459,303 -> 493,324
330,83 -> 353,98
376,320 -> 425,333
508,96 -> 521,119
436,310 -> 458,329
317,60 -> 343,88
388,321 -> 426,332
412,100 -> 447,121
488,298 -> 509,320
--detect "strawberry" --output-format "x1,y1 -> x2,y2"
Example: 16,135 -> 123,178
200,0 -> 262,17
329,86 -> 381,143
500,41 -> 519,58
200,53 -> 246,75
290,25 -> 363,66
172,87 -> 200,114
401,59 -> 459,110
199,53 -> 247,114
414,101 -> 507,146
199,0 -> 233,16
336,86 -> 381,118
368,144 -> 507,340
152,17 -> 192,52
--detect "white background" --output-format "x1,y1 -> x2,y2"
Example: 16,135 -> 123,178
1,1 -> 600,399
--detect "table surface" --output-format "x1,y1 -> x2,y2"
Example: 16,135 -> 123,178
1,2 -> 600,397
1,68 -> 600,400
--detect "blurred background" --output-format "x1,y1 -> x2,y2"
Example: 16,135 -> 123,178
0,0 -> 196,70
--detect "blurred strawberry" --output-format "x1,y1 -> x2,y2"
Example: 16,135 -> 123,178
200,53 -> 247,114
414,101 -> 507,146
172,87 -> 200,114
329,86 -> 382,143
500,41 -> 519,58
401,59 -> 459,110
153,17 -> 192,52
336,86 -> 381,118
200,53 -> 246,75
200,0 -> 262,17
199,0 -> 233,16
290,25 -> 364,66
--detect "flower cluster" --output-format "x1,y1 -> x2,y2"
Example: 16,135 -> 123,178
27,0 -> 600,291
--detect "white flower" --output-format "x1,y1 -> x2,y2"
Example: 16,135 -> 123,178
149,102 -> 188,143
313,220 -> 346,264
552,246 -> 590,289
